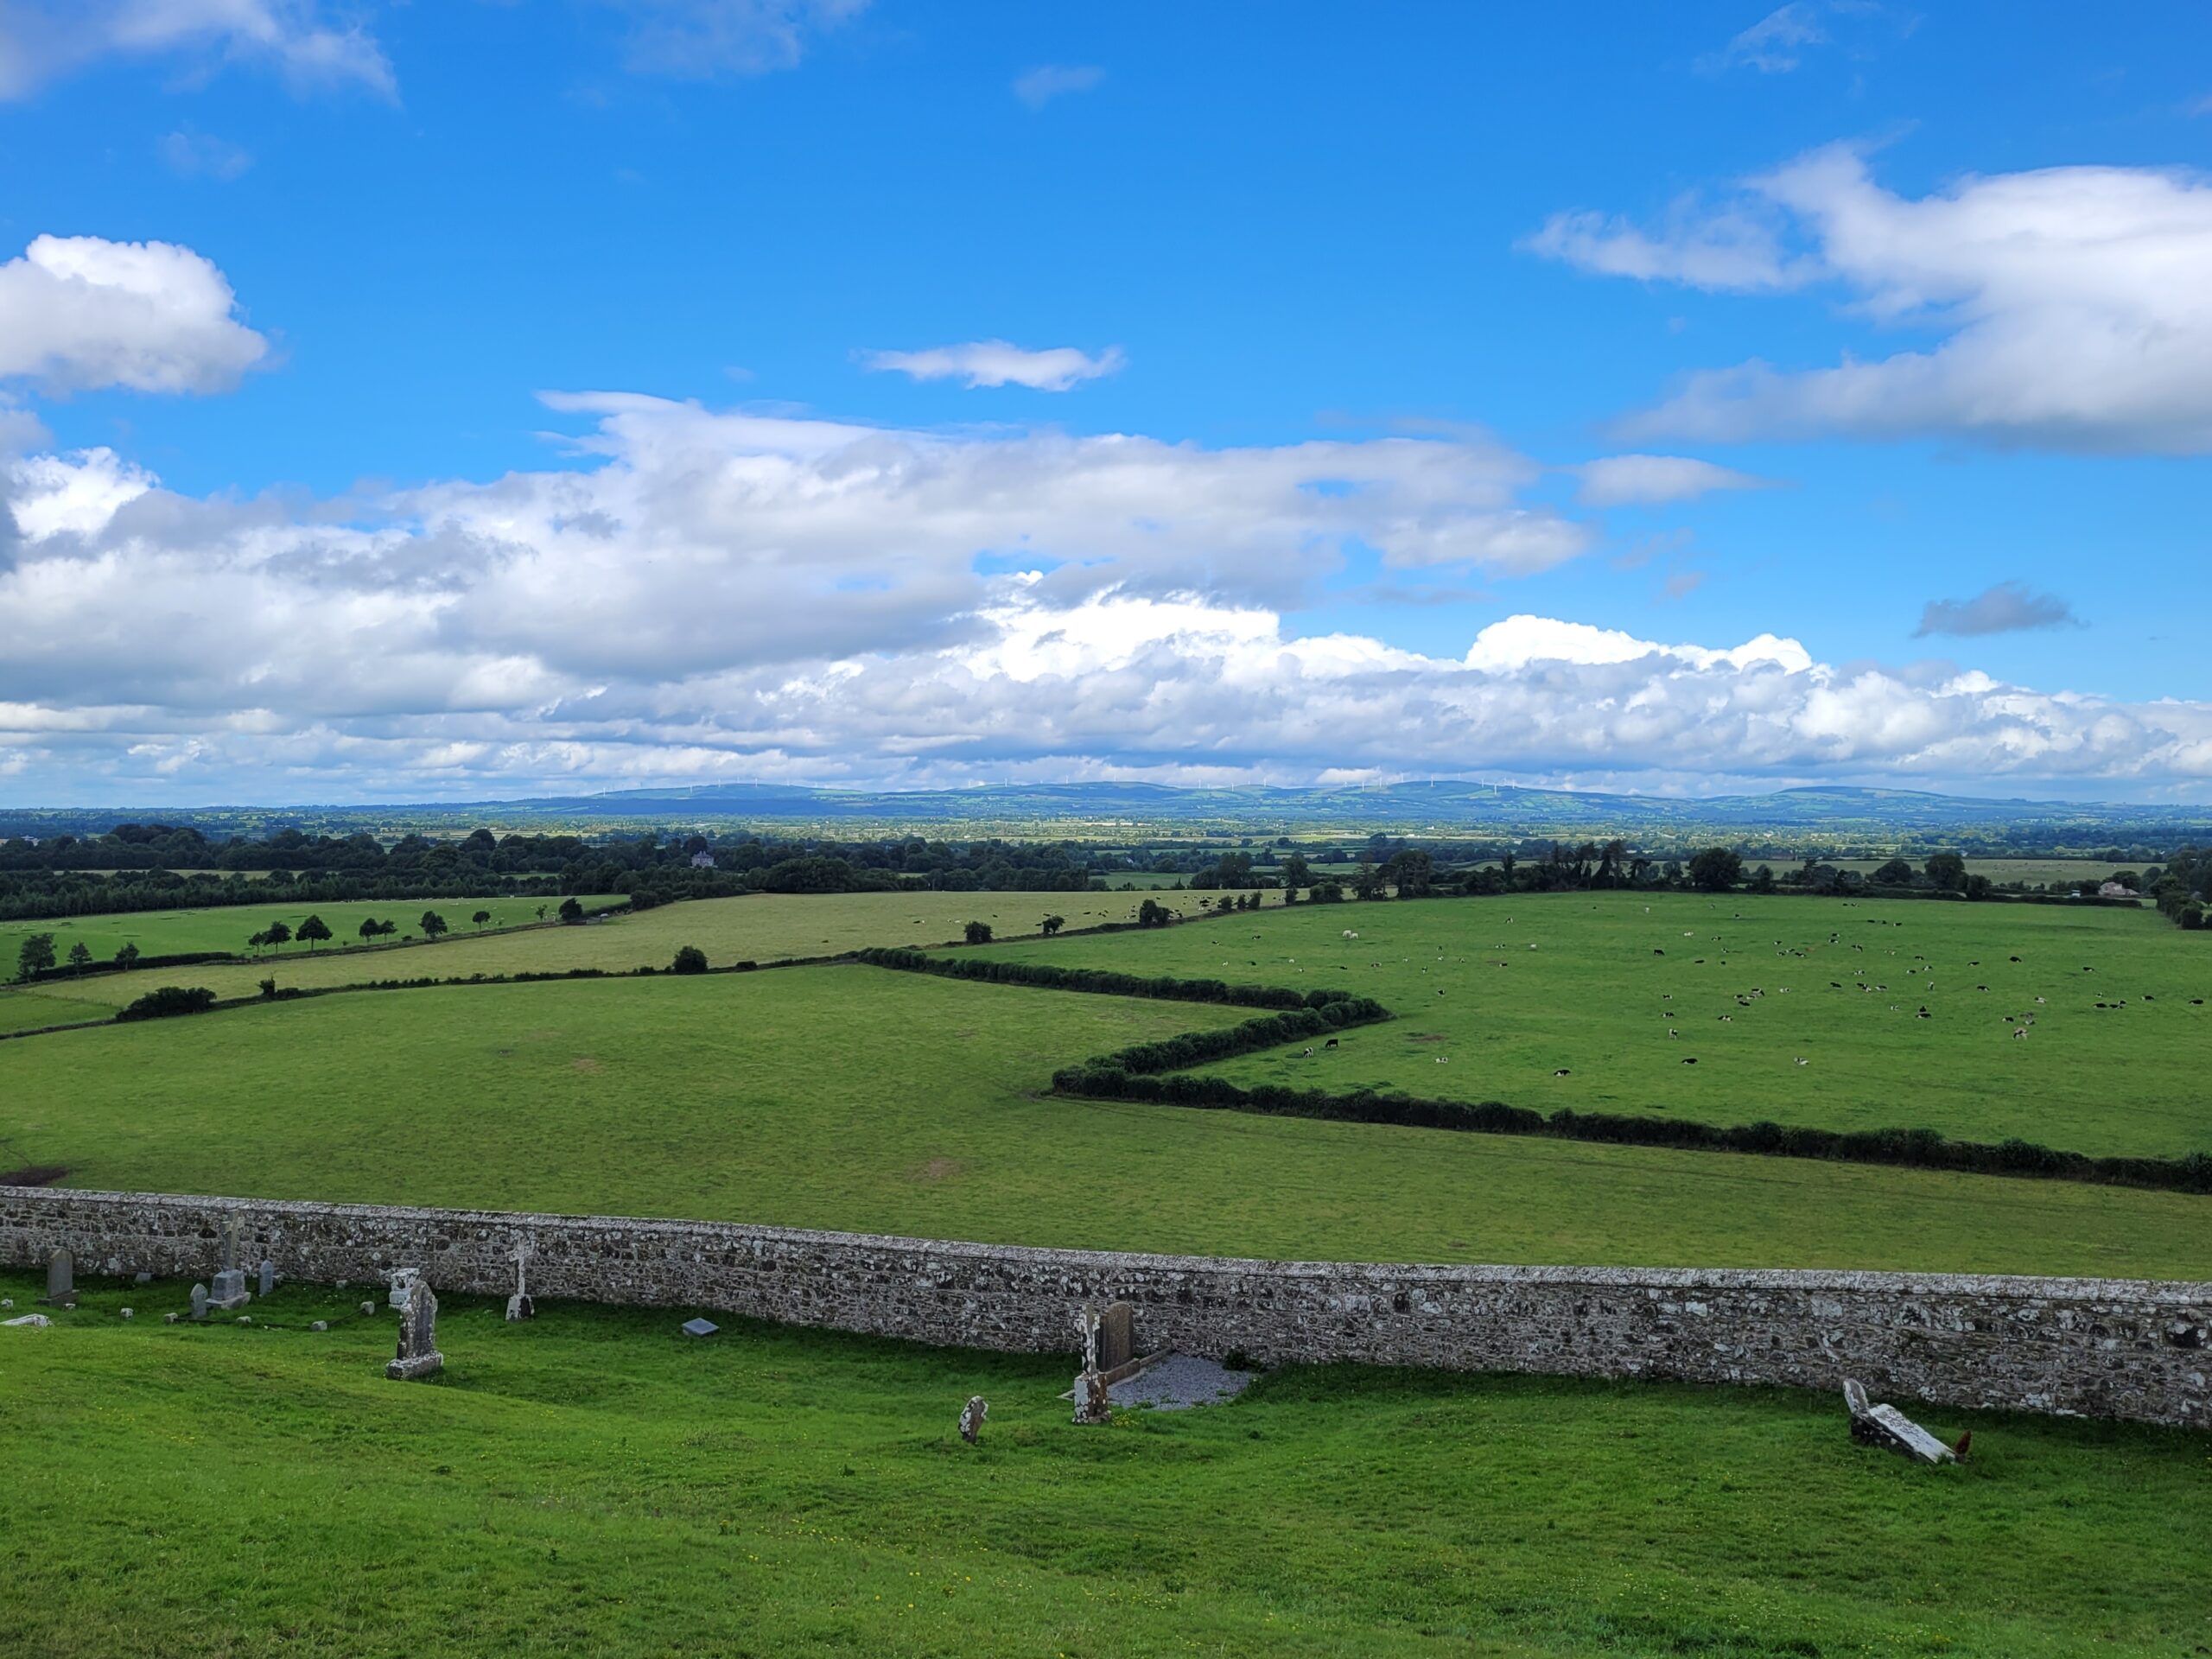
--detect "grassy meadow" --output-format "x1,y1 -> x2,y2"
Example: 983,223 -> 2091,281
965,892 -> 2212,1160
0,889 -> 1169,1028
4,1272 -> 2208,1659
3,964 -> 2209,1277
0,894 -> 627,971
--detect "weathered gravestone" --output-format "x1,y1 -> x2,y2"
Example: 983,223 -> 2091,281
386,1279 -> 443,1381
39,1249 -> 74,1308
388,1267 -> 421,1311
505,1243 -> 534,1322
189,1284 -> 209,1321
208,1220 -> 249,1310
681,1318 -> 718,1338
1843,1376 -> 1956,1465
258,1260 -> 275,1298
959,1396 -> 988,1445
1096,1301 -> 1135,1373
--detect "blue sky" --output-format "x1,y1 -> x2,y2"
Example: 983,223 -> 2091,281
2,2 -> 2209,804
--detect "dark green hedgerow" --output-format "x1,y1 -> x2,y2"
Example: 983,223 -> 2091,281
853,946 -> 1362,1013
1053,1067 -> 2212,1195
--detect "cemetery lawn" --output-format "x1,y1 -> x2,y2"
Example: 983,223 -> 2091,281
3,1275 -> 2208,1659
0,889 -> 1166,1026
963,890 -> 2212,1160
3,966 -> 2209,1278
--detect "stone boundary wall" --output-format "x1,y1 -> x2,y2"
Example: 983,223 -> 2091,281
4,1185 -> 2207,1428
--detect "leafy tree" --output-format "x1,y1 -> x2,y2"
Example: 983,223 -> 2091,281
1871,857 -> 1916,886
359,917 -> 383,945
265,921 -> 293,952
1686,848 -> 1744,893
671,945 -> 709,974
16,932 -> 55,980
1351,861 -> 1386,900
1280,853 -> 1311,896
558,898 -> 585,924
1924,851 -> 1968,892
536,905 -> 549,922
1136,898 -> 1173,928
1040,914 -> 1066,936
67,941 -> 92,974
1749,864 -> 1777,893
420,911 -> 448,942
963,920 -> 993,944
117,985 -> 217,1021
472,910 -> 492,931
258,977 -> 277,999
114,942 -> 140,971
296,914 -> 332,952
1384,850 -> 1433,899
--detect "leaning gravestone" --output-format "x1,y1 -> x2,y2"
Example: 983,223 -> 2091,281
959,1396 -> 988,1445
386,1279 -> 443,1381
1842,1376 -> 1956,1465
189,1284 -> 209,1321
40,1248 -> 75,1309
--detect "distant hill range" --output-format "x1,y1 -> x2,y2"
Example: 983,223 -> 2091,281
6,780 -> 2209,846
435,780 -> 2212,838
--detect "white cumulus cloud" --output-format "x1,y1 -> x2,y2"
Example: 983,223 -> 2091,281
1529,144 -> 2212,454
594,0 -> 868,79
861,340 -> 1126,391
0,234 -> 269,394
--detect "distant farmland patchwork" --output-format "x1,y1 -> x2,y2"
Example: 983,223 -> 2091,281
966,893 -> 2212,1161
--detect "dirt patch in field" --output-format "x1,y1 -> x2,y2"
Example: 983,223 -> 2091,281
1404,1033 -> 1448,1044
571,1057 -> 602,1073
907,1158 -> 966,1185
0,1164 -> 68,1187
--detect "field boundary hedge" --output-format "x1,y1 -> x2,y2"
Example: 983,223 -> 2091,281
856,938 -> 2212,1198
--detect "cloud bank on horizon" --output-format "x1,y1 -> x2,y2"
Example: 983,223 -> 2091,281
3,381 -> 2207,804
2,7 -> 2207,805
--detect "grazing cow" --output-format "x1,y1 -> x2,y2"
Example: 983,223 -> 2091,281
1681,1057 -> 1698,1065
1794,1057 -> 1808,1066
1325,1038 -> 1339,1050
1553,1069 -> 1571,1077
1668,1029 -> 1679,1038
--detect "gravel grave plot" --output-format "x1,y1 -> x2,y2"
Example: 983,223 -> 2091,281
1109,1353 -> 1255,1411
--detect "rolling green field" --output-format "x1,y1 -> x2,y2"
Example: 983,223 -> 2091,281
0,894 -> 626,971
3,965 -> 2209,1277
965,892 -> 2212,1160
4,1274 -> 2207,1659
0,889 -> 1178,1028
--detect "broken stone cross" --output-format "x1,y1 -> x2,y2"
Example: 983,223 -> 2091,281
505,1241 -> 535,1322
386,1278 -> 444,1381
1071,1305 -> 1112,1426
39,1248 -> 74,1309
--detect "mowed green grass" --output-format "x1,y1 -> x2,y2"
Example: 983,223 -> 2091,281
0,893 -> 623,964
3,966 -> 2209,1277
966,892 -> 2212,1160
0,889 -> 1170,1029
4,1275 -> 2208,1659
